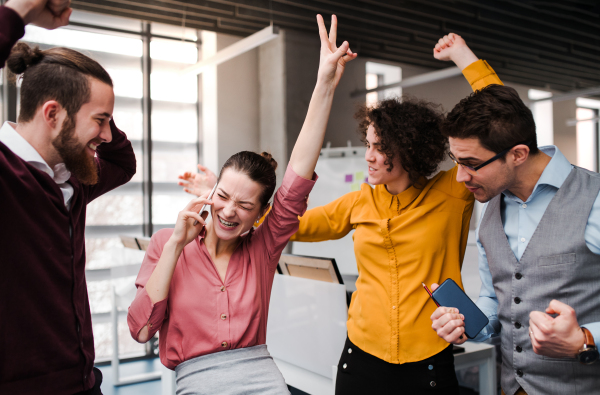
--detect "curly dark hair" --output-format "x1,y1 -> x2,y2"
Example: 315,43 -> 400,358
356,97 -> 447,185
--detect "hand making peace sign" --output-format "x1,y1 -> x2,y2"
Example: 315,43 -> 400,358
315,14 -> 357,88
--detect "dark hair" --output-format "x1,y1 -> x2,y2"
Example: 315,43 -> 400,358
6,43 -> 113,123
356,97 -> 447,185
442,84 -> 539,155
218,151 -> 278,209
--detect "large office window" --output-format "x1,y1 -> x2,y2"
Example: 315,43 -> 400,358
365,61 -> 402,107
6,10 -> 201,360
575,97 -> 600,173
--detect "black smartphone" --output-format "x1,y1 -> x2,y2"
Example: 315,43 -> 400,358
432,279 -> 489,339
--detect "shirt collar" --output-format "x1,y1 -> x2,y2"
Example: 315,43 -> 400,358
375,177 -> 423,211
502,145 -> 572,202
0,121 -> 71,184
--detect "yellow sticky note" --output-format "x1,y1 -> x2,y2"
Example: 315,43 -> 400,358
351,182 -> 360,191
355,171 -> 364,182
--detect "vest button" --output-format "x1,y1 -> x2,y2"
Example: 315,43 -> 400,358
515,322 -> 522,329
515,273 -> 522,280
516,345 -> 522,352
514,297 -> 521,304
517,370 -> 523,377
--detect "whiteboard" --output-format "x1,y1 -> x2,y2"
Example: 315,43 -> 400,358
292,147 -> 369,275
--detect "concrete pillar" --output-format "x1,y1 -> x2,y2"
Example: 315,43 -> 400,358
201,31 -> 260,174
259,30 -> 287,187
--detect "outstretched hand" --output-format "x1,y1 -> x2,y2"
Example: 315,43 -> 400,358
433,33 -> 478,70
316,14 -> 357,88
178,164 -> 217,197
6,0 -> 72,29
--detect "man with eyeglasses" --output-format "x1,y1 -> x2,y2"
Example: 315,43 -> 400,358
430,36 -> 600,395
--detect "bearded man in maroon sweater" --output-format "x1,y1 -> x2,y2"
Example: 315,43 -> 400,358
0,1 -> 136,394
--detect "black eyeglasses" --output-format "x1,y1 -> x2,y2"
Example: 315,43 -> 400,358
448,141 -> 532,176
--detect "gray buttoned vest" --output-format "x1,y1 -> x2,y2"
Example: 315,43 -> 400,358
479,166 -> 600,395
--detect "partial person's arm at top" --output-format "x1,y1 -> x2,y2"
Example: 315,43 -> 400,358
434,33 -> 503,91
85,119 -> 137,202
1,0 -> 71,67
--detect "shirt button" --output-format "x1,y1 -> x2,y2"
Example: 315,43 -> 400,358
514,297 -> 521,304
392,306 -> 396,309
515,322 -> 522,329
517,370 -> 523,377
430,381 -> 436,387
84,374 -> 87,380
516,346 -> 523,353
220,314 -> 227,320
515,273 -> 522,280
343,363 -> 347,369
520,237 -> 526,243
522,204 -> 527,208
220,286 -> 226,292
221,341 -> 228,348
428,364 -> 434,370
348,348 -> 352,354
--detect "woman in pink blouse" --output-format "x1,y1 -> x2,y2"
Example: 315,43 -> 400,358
127,15 -> 356,394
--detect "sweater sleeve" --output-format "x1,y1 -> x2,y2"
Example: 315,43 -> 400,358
127,229 -> 171,342
0,6 -> 25,69
84,119 -> 137,203
462,59 -> 503,91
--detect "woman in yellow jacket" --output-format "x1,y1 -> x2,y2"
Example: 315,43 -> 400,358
179,34 -> 502,394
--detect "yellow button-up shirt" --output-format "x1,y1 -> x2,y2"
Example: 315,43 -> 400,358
291,59 -> 502,364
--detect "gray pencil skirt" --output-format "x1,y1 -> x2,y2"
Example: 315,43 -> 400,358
175,345 -> 291,395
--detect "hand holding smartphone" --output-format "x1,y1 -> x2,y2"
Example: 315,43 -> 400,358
425,279 -> 488,339
193,183 -> 217,226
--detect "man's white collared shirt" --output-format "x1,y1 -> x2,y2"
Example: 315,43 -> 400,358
0,122 -> 73,207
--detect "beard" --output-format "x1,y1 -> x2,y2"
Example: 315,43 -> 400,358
51,115 -> 98,185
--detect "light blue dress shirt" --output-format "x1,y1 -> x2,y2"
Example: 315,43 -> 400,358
474,145 -> 600,344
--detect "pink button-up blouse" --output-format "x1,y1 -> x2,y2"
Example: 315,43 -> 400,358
127,165 -> 316,369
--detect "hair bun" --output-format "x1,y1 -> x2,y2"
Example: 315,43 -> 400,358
260,152 -> 278,171
6,43 -> 44,75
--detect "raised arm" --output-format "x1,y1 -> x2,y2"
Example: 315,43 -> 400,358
85,119 -> 137,202
288,14 -> 357,179
1,0 -> 71,68
433,33 -> 503,91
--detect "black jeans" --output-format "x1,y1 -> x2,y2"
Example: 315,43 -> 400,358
335,337 -> 459,395
73,368 -> 103,395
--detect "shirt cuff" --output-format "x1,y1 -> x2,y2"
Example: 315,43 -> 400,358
277,164 -> 317,215
462,59 -> 503,91
127,287 -> 168,341
582,322 -> 600,347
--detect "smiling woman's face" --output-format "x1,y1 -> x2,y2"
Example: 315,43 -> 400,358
210,168 -> 264,241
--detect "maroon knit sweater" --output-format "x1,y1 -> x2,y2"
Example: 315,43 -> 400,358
0,6 -> 137,393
